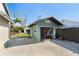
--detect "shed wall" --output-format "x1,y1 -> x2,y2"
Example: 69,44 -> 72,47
30,19 -> 59,42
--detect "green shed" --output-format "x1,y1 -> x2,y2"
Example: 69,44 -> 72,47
28,17 -> 63,42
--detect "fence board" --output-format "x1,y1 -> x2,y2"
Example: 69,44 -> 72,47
56,28 -> 79,43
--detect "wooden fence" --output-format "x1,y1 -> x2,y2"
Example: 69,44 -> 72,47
56,28 -> 79,43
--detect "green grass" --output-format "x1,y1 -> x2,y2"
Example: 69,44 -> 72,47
15,33 -> 31,38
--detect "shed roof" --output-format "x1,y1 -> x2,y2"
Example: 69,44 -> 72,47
28,17 -> 63,27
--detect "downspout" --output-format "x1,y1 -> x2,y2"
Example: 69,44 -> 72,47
9,22 -> 11,39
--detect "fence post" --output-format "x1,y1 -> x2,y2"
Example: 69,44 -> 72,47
53,27 -> 56,40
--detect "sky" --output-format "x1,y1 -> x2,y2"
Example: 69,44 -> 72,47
7,3 -> 79,25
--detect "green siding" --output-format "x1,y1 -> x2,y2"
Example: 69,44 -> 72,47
38,19 -> 57,41
37,19 -> 56,27
30,25 -> 40,42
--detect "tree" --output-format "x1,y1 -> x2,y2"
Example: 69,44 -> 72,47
13,18 -> 23,26
12,18 -> 24,33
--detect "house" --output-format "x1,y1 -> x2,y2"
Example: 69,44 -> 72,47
0,3 -> 13,51
61,19 -> 79,28
28,17 -> 63,42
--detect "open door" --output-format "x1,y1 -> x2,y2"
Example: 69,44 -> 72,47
41,27 -> 53,41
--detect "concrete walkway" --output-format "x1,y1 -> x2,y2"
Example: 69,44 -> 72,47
0,41 -> 78,56
51,39 -> 79,54
4,38 -> 36,48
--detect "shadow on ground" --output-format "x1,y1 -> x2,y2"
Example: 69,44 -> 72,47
4,37 -> 37,48
51,39 -> 79,54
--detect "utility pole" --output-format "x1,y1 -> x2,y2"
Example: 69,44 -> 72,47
23,15 -> 27,33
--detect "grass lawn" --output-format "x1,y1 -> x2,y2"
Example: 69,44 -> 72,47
15,33 -> 31,38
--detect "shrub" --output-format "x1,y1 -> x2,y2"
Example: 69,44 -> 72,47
12,26 -> 24,33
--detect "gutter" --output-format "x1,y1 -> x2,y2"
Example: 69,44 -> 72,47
0,12 -> 14,24
2,3 -> 10,16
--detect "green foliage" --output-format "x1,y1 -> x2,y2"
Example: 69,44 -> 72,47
15,33 -> 31,38
13,18 -> 23,24
12,26 -> 24,33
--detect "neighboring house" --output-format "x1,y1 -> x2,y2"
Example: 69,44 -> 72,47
61,19 -> 79,28
28,17 -> 63,42
0,3 -> 13,51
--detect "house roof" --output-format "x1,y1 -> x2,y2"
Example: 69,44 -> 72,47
0,12 -> 13,23
0,3 -> 13,24
61,19 -> 79,28
28,17 -> 63,27
2,3 -> 10,16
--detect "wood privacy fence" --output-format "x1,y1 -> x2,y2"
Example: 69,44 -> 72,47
56,28 -> 79,43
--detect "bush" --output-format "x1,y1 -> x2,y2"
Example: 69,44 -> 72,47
11,26 -> 24,33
